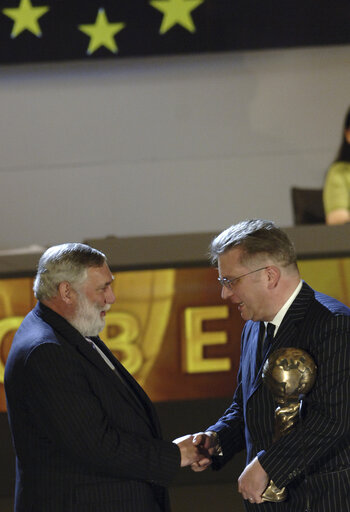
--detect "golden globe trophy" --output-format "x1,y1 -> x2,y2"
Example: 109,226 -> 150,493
261,347 -> 317,502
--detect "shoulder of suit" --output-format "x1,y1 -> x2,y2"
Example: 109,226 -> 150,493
314,290 -> 350,318
12,305 -> 71,359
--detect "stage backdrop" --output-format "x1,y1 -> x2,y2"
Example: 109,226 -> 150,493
0,0 -> 350,64
0,257 -> 350,411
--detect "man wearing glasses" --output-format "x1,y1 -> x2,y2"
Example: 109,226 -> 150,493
190,219 -> 350,511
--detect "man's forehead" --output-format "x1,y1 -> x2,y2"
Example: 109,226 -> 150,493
218,247 -> 243,266
218,247 -> 262,275
86,264 -> 114,282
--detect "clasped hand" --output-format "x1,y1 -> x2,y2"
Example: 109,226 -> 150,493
173,432 -> 217,470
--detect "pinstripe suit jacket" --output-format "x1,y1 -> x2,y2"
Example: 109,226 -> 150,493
5,302 -> 180,512
208,282 -> 350,511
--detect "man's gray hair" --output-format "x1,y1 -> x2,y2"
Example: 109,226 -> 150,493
210,219 -> 297,267
33,243 -> 106,301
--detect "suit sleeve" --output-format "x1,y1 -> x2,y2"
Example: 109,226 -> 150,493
23,342 -> 180,486
206,331 -> 247,469
258,314 -> 350,488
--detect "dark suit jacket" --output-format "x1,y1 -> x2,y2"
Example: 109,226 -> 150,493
5,302 -> 180,512
208,282 -> 350,511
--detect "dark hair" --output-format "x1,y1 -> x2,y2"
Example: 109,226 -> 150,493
334,106 -> 350,163
210,219 -> 297,267
33,243 -> 106,301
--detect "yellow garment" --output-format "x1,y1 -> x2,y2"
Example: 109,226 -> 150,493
323,161 -> 350,215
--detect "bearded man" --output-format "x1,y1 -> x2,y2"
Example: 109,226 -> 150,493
5,243 -> 203,512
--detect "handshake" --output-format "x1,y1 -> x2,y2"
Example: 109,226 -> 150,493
173,432 -> 219,472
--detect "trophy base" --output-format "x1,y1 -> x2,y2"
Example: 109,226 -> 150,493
262,480 -> 287,502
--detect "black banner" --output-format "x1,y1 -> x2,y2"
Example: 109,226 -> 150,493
0,0 -> 350,64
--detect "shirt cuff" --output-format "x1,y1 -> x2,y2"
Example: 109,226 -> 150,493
206,431 -> 223,456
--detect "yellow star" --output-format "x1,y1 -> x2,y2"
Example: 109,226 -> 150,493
150,0 -> 204,34
78,8 -> 126,55
2,0 -> 49,38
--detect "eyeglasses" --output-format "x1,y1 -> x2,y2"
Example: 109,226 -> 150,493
217,267 -> 268,290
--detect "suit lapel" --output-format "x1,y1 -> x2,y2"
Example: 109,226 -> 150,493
91,335 -> 161,435
253,322 -> 265,376
250,282 -> 315,396
269,282 -> 314,353
241,321 -> 263,392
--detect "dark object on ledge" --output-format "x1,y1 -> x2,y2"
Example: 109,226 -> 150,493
291,187 -> 325,225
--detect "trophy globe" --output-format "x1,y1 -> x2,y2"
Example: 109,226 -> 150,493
261,347 -> 317,501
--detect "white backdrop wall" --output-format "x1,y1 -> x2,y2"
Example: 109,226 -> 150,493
1,44 -> 349,249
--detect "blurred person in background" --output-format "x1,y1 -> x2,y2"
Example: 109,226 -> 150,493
323,106 -> 350,224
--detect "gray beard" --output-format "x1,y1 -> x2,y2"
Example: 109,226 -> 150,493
70,293 -> 106,337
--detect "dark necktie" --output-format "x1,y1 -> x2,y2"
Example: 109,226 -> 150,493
262,322 -> 275,362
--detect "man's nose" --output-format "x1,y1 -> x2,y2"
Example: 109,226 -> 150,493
106,286 -> 116,304
221,286 -> 233,300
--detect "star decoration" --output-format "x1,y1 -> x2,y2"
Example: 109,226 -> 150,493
78,8 -> 126,55
150,0 -> 204,34
2,0 -> 49,38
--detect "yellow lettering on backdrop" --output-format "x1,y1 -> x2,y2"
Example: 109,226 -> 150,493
0,317 -> 24,383
102,312 -> 143,375
0,307 -> 231,383
184,306 -> 230,373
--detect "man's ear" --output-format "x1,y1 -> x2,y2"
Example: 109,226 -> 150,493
58,281 -> 74,304
266,266 -> 280,289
